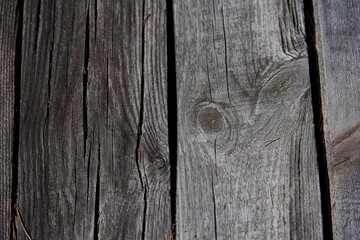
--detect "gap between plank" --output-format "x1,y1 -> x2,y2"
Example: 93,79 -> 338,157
11,0 -> 24,238
166,0 -> 177,237
303,0 -> 333,239
140,0 -> 147,239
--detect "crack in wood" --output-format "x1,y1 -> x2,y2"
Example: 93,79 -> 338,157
220,7 -> 231,103
166,0 -> 178,237
94,144 -> 100,240
11,0 -> 24,238
303,0 -> 333,238
140,1 -> 147,239
83,4 -> 89,162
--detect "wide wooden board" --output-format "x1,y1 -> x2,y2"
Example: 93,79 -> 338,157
314,0 -> 360,239
0,2 -> 18,239
16,0 -> 170,239
174,0 -> 323,239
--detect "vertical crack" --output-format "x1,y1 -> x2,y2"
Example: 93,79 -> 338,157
11,0 -> 24,238
94,144 -> 100,240
166,0 -> 177,237
83,3 -> 89,162
45,4 -> 56,123
303,0 -> 333,239
211,179 -> 218,240
221,8 -> 231,103
139,1 -> 147,239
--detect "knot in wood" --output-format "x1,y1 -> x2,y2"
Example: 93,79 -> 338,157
198,106 -> 225,135
152,157 -> 165,169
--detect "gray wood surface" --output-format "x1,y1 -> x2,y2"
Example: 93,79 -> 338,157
15,0 -> 170,239
87,0 -> 170,239
0,2 -> 17,239
174,0 -> 323,239
314,1 -> 360,239
17,0 -> 94,239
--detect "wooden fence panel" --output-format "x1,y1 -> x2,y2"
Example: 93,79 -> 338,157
174,0 -> 323,239
314,1 -> 360,239
0,2 -> 17,239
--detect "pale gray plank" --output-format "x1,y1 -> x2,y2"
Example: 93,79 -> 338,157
174,0 -> 323,239
314,0 -> 360,239
0,1 -> 17,239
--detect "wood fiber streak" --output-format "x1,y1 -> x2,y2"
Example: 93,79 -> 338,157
174,0 -> 322,239
314,0 -> 360,238
0,2 -> 17,239
17,0 -> 94,239
87,0 -> 170,239
143,0 -> 172,239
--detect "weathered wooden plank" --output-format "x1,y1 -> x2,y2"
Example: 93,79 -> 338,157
174,0 -> 323,239
87,0 -> 170,239
0,1 -> 17,239
17,0 -> 95,239
314,1 -> 360,239
143,1 -> 172,239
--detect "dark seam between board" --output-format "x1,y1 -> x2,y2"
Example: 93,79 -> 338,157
140,1 -> 147,239
11,0 -> 24,238
303,0 -> 333,239
166,0 -> 178,237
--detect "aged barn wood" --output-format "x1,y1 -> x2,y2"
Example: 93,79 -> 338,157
0,2 -> 17,239
87,0 -> 170,239
14,0 -> 170,239
174,0 -> 323,239
314,0 -> 360,239
16,0 -> 96,239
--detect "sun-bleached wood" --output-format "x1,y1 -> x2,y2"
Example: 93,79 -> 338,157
314,0 -> 360,239
173,0 -> 323,239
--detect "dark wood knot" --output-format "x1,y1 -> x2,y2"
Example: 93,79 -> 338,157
152,157 -> 165,169
198,106 -> 225,135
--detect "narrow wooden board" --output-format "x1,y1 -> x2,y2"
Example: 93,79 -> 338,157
314,0 -> 360,239
0,2 -> 17,239
174,0 -> 323,239
17,1 -> 95,239
143,1 -> 172,239
87,0 -> 170,239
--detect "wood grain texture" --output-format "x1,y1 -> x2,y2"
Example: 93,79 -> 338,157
87,0 -> 170,239
314,0 -> 360,239
17,0 -> 95,239
15,0 -> 170,239
143,0 -> 172,239
0,1 -> 17,239
174,0 -> 323,239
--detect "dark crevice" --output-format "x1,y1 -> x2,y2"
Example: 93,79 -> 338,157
94,0 -> 97,40
11,0 -> 24,239
139,1 -> 147,239
142,188 -> 148,240
46,5 -> 56,122
220,8 -> 231,103
211,180 -> 218,240
166,0 -> 177,237
304,0 -> 333,239
94,144 -> 100,240
34,1 -> 41,53
83,5 -> 89,161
